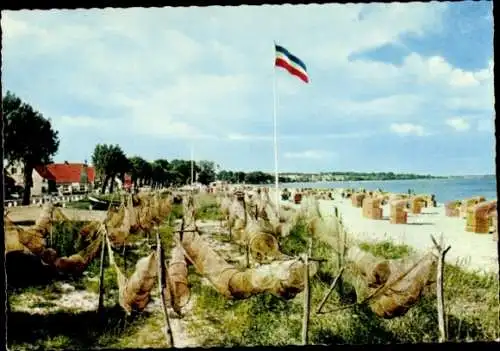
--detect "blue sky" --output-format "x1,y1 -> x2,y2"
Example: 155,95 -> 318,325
1,2 -> 494,176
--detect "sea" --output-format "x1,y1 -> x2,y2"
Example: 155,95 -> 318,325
264,175 -> 497,204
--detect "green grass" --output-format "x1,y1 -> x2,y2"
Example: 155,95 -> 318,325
358,241 -> 415,259
188,266 -> 303,347
7,208 -> 498,349
64,199 -> 93,210
280,216 -> 309,256
171,203 -> 183,220
94,193 -> 119,202
195,194 -> 222,221
186,220 -> 498,346
7,219 -> 179,351
51,221 -> 94,258
7,304 -> 162,350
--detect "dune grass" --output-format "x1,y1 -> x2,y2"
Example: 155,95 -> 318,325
186,214 -> 499,346
195,194 -> 222,221
6,215 -> 178,351
358,240 -> 415,259
51,221 -> 94,257
170,203 -> 184,220
6,194 -> 498,349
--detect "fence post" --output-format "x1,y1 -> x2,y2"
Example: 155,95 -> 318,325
431,234 -> 451,343
156,230 -> 175,347
316,267 -> 345,314
97,229 -> 107,316
301,238 -> 313,345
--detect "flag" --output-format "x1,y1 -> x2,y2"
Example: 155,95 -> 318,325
275,44 -> 309,83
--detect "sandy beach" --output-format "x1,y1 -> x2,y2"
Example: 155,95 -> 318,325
270,188 -> 498,275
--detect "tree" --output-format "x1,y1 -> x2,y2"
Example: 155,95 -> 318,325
91,143 -> 129,193
128,156 -> 150,188
3,91 -> 60,205
235,171 -> 246,184
217,170 -> 232,182
244,171 -> 273,185
150,160 -> 169,189
169,159 -> 200,185
140,161 -> 153,186
197,160 -> 216,186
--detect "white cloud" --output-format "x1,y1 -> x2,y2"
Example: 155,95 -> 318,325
284,150 -> 334,160
100,73 -> 257,140
0,5 -> 494,173
4,6 -> 485,132
390,123 -> 426,136
308,3 -> 447,68
449,70 -> 480,87
58,115 -> 107,128
403,53 -> 486,89
477,118 -> 494,132
227,133 -> 270,141
445,117 -> 470,131
226,131 -> 377,141
326,94 -> 424,119
322,131 -> 378,139
1,16 -> 31,38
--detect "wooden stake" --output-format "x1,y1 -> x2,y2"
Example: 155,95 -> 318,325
180,219 -> 185,243
245,239 -> 250,268
301,238 -> 312,345
97,229 -> 107,315
49,205 -> 54,248
316,267 -> 345,314
122,243 -> 127,274
431,234 -> 451,343
337,219 -> 345,297
156,230 -> 175,348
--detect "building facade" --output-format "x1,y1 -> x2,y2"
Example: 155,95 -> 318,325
6,161 -> 96,196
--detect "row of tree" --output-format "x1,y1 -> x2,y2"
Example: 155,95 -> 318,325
91,144 -> 218,192
216,170 -> 293,184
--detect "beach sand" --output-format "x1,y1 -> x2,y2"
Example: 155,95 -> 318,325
269,188 -> 498,275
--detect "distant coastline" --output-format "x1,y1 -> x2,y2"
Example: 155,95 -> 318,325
217,170 -> 445,184
281,172 -> 444,182
218,170 -> 495,186
281,174 -> 496,183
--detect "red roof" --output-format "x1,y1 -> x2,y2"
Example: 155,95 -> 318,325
35,163 -> 96,184
34,165 -> 56,181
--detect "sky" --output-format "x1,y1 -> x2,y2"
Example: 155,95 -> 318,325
1,2 -> 495,176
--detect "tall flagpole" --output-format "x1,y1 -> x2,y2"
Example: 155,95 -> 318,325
273,42 -> 280,211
